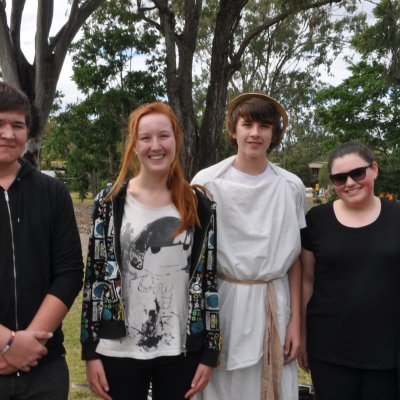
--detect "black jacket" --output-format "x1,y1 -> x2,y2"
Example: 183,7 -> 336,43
0,159 -> 83,367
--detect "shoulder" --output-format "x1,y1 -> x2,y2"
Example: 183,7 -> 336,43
302,203 -> 333,239
191,156 -> 235,185
306,202 -> 332,221
27,169 -> 70,200
193,186 -> 215,212
95,183 -> 113,202
95,182 -> 128,201
269,163 -> 305,192
381,198 -> 400,216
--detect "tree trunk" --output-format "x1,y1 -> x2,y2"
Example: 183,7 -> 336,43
194,0 -> 247,175
148,0 -> 346,178
0,0 -> 106,169
153,0 -> 202,178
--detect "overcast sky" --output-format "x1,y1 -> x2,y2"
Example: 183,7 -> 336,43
6,1 -> 375,109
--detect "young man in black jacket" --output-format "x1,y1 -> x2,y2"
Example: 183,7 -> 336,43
0,81 -> 83,399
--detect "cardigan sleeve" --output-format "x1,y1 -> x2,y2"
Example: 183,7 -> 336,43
199,201 -> 222,366
80,191 -> 107,360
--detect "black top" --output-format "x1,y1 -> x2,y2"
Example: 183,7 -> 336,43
0,159 -> 83,367
301,199 -> 400,369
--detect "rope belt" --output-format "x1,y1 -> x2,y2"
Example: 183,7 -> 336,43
218,274 -> 283,400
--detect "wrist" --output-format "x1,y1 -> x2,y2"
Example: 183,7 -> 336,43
289,311 -> 301,322
1,331 -> 16,354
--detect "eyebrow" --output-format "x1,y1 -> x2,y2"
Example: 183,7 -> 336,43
138,129 -> 171,135
0,118 -> 27,126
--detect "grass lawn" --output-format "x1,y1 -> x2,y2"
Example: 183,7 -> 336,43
70,191 -> 93,205
64,291 -> 98,400
64,292 -> 312,399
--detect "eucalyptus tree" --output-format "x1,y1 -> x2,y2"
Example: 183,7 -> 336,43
43,0 -> 165,197
0,0 -> 106,168
315,0 -> 400,194
192,0 -> 364,180
135,0 -> 364,177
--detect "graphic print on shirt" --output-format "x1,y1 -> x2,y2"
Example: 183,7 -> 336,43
121,216 -> 192,354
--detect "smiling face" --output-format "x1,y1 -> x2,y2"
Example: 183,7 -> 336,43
135,113 -> 176,178
234,117 -> 273,161
0,110 -> 28,173
330,153 -> 378,206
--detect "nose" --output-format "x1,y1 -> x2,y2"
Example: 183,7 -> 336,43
345,175 -> 357,185
249,123 -> 262,136
0,123 -> 14,139
150,136 -> 161,150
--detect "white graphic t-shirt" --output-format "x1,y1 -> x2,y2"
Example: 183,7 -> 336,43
96,193 -> 193,359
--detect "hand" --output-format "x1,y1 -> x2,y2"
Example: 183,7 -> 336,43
283,315 -> 301,365
0,355 -> 18,375
184,363 -> 213,399
2,330 -> 52,371
298,349 -> 310,373
86,359 -> 112,400
297,331 -> 310,372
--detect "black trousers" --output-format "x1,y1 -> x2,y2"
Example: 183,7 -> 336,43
101,351 -> 201,400
309,356 -> 398,400
0,356 -> 69,400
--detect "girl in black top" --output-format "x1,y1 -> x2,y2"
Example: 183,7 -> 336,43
299,141 -> 400,400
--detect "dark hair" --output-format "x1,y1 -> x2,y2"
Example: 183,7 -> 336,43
0,81 -> 31,128
226,97 -> 283,152
328,141 -> 376,173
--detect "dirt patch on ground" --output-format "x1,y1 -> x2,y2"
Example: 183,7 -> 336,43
73,203 -> 92,234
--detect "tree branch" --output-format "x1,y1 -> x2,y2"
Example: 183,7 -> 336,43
136,0 -> 162,32
232,0 -> 343,66
36,0 -> 53,86
0,1 -> 19,85
10,0 -> 24,50
51,0 -> 106,76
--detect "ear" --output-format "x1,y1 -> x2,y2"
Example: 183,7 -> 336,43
371,160 -> 379,179
228,129 -> 236,140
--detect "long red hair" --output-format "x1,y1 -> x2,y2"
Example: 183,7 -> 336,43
107,102 -> 200,233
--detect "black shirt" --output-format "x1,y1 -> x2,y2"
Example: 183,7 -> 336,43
301,199 -> 400,369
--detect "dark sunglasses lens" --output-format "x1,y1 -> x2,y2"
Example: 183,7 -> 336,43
330,166 -> 368,186
349,167 -> 366,181
330,173 -> 347,185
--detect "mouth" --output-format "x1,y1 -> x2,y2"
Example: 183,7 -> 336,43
345,187 -> 361,193
149,155 -> 164,160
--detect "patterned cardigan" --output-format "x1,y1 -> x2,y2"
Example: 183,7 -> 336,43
80,184 -> 221,366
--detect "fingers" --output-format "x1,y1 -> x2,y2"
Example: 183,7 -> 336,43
284,348 -> 297,364
185,364 -> 213,399
4,330 -> 51,370
0,356 -> 18,375
34,331 -> 53,341
19,364 -> 31,372
284,339 -> 300,364
298,351 -> 310,372
283,335 -> 291,359
283,327 -> 301,365
89,383 -> 112,400
91,375 -> 111,400
86,359 -> 112,400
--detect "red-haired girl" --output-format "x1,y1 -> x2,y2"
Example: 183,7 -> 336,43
81,102 -> 220,400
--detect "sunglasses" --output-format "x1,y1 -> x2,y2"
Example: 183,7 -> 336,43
329,163 -> 373,186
